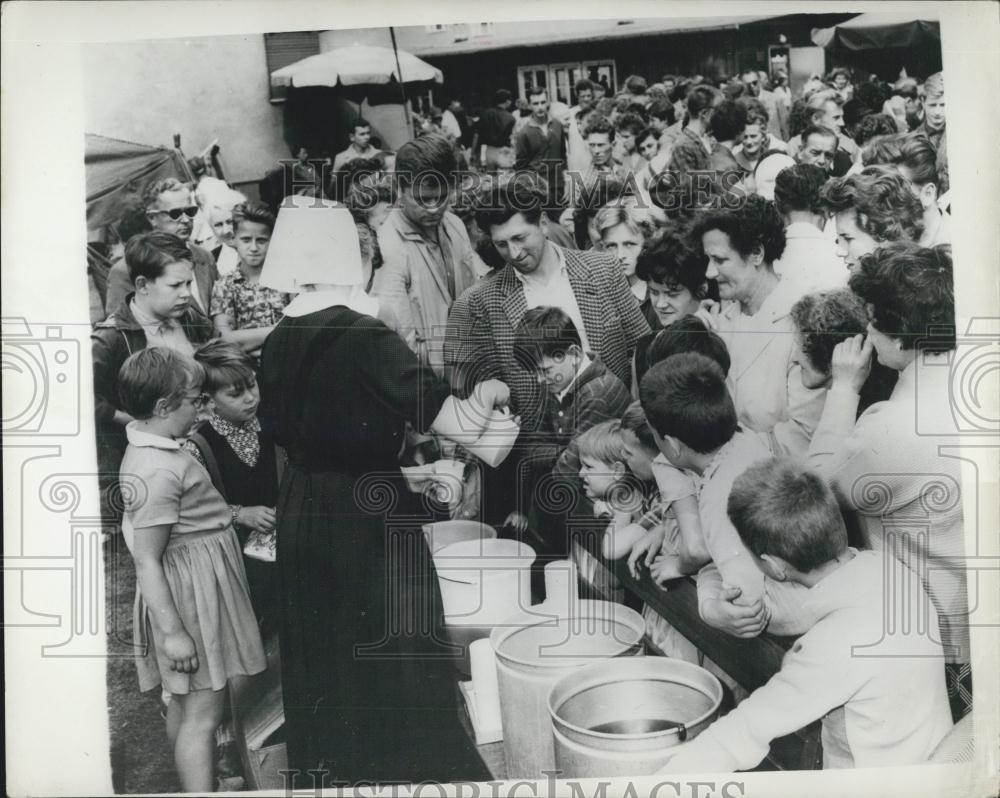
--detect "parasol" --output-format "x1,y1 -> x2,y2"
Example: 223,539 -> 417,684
270,42 -> 443,99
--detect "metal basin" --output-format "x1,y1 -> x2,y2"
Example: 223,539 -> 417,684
548,656 -> 723,777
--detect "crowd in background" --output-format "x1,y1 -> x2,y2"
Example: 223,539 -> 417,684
91,60 -> 969,789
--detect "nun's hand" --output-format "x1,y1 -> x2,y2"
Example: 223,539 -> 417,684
478,379 -> 511,410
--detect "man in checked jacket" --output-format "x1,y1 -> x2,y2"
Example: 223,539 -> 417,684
445,176 -> 649,553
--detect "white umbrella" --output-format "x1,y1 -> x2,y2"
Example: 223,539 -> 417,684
270,43 -> 443,90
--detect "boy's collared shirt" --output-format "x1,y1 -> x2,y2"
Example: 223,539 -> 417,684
667,550 -> 953,772
125,423 -> 182,449
534,355 -> 631,479
554,352 -> 592,403
130,300 -> 195,357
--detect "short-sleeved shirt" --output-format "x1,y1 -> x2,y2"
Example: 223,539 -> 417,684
209,269 -> 291,331
119,425 -> 232,552
695,430 -> 772,591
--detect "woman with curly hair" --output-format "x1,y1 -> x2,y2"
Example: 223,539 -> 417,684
630,232 -> 713,390
789,288 -> 894,416
818,165 -> 924,275
862,133 -> 951,245
689,195 -> 826,455
806,242 -> 970,723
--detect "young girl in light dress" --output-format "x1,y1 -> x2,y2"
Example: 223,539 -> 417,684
117,347 -> 266,791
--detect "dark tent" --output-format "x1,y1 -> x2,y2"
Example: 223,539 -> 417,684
85,133 -> 192,232
812,12 -> 940,51
811,13 -> 942,79
85,134 -> 194,322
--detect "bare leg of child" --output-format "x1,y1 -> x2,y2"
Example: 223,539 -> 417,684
172,687 -> 226,792
165,694 -> 182,748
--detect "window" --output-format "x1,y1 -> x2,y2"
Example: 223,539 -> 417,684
265,31 -> 321,103
517,60 -> 617,105
518,65 -> 549,100
548,63 -> 583,105
582,60 -> 617,97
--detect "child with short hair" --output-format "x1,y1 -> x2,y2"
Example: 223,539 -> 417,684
183,339 -> 279,630
609,401 -> 706,662
625,317 -> 732,582
510,306 -> 631,537
663,458 -> 952,771
640,352 -> 814,640
117,348 -> 266,791
209,201 -> 290,363
603,403 -> 681,579
573,419 -> 641,600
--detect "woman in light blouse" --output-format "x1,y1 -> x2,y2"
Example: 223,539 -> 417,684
807,242 -> 970,722
689,195 -> 826,456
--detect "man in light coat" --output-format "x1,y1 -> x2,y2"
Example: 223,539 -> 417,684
372,133 -> 487,376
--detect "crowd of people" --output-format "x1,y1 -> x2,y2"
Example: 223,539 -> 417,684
91,63 -> 969,790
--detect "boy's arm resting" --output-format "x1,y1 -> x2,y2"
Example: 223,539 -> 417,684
697,564 -> 769,638
214,313 -> 274,353
131,523 -> 198,671
649,553 -> 686,585
672,494 -> 711,570
661,623 -> 858,773
650,462 -> 709,570
626,525 -> 666,574
603,521 -> 650,561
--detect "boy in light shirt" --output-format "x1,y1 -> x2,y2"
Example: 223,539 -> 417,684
638,353 -> 815,639
663,458 -> 952,771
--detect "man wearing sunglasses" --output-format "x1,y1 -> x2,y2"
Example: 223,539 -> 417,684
740,69 -> 788,141
104,178 -> 219,319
